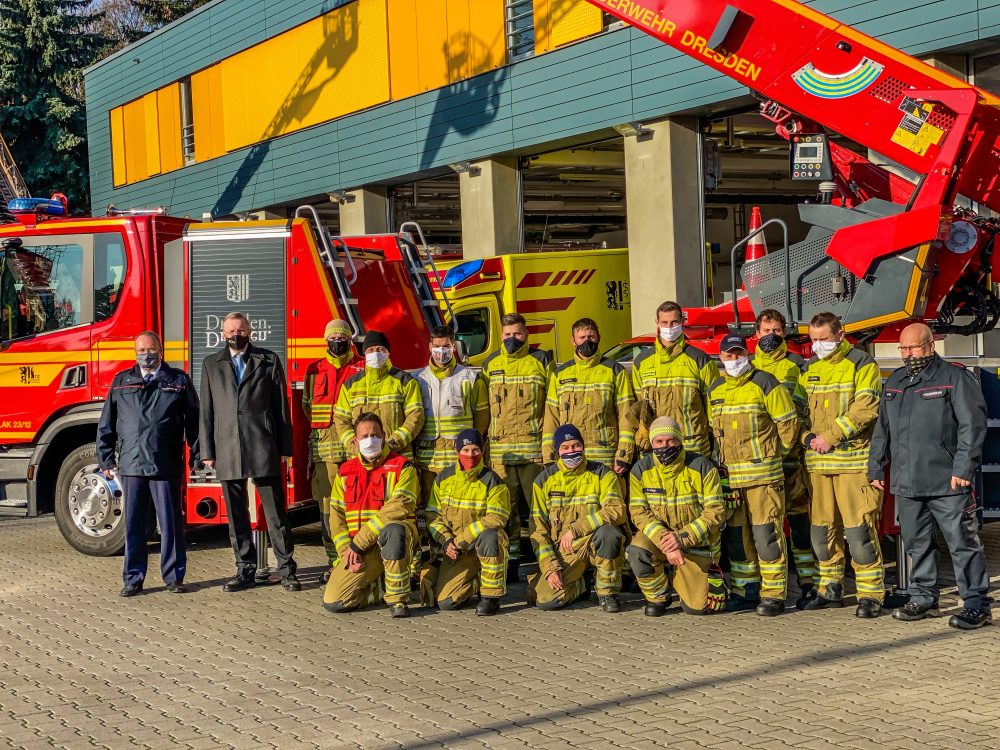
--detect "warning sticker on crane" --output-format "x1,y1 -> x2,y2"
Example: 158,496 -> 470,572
891,97 -> 944,156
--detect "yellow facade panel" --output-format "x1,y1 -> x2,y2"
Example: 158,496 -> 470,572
550,1 -> 603,50
387,0 -> 420,100
417,0 -> 450,92
122,98 -> 148,183
469,0 -> 506,74
156,84 -> 184,173
534,0 -> 552,55
446,0 -> 471,82
109,107 -> 127,187
191,65 -> 225,162
355,0 -> 390,110
141,92 -> 161,177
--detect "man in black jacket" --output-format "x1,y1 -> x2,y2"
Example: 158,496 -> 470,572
97,331 -> 199,597
870,323 -> 991,630
200,312 -> 300,592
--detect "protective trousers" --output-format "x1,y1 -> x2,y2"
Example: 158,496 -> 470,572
529,525 -> 625,609
414,469 -> 438,577
808,472 -> 884,604
627,533 -> 722,614
323,522 -> 417,610
311,459 -> 341,566
491,462 -> 542,560
422,528 -> 509,608
896,493 -> 991,610
723,483 -> 787,600
785,464 -> 817,588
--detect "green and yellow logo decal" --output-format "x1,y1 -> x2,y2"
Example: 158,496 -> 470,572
792,58 -> 884,99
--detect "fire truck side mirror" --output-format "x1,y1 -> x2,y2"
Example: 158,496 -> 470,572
454,339 -> 467,361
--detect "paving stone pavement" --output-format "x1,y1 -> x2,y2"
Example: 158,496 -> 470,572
2,516 -> 1000,750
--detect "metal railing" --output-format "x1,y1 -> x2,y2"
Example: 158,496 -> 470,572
729,218 -> 791,330
398,221 -> 456,332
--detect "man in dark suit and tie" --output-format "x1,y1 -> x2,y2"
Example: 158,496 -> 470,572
200,311 -> 301,592
97,331 -> 200,597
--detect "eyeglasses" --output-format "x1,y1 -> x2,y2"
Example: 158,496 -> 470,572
898,341 -> 932,353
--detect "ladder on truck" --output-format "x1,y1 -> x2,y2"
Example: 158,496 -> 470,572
398,221 -> 457,334
294,205 -> 365,343
0,132 -> 28,214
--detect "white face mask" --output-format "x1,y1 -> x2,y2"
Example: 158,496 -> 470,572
431,346 -> 454,365
723,356 -> 751,378
659,325 -> 683,343
812,340 -> 840,359
366,351 -> 389,369
358,436 -> 383,459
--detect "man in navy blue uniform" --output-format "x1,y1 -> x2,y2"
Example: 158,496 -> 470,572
97,331 -> 200,597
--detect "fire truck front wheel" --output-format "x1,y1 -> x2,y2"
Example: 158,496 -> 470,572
53,443 -> 126,556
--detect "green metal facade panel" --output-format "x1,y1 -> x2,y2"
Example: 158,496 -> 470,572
85,0 -> 1000,216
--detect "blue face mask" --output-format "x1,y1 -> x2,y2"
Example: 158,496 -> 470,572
561,450 -> 584,468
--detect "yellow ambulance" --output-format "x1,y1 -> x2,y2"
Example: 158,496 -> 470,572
436,248 -> 631,368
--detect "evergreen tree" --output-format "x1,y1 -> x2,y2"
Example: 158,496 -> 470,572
132,0 -> 210,29
0,0 -> 108,211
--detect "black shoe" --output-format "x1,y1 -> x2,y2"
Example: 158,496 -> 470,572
884,589 -> 910,609
756,598 -> 785,617
725,593 -> 760,612
223,573 -> 256,592
795,585 -> 818,610
166,582 -> 188,594
803,593 -> 844,610
279,574 -> 302,592
389,603 -> 410,618
893,601 -> 939,621
949,607 -> 992,630
119,583 -> 142,597
321,569 -> 332,584
599,594 -> 621,613
476,597 -> 500,616
644,602 -> 668,617
855,598 -> 882,618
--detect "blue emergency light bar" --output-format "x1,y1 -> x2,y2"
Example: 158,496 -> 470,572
7,197 -> 67,216
442,259 -> 484,288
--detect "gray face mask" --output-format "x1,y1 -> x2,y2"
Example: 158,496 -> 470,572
137,352 -> 160,369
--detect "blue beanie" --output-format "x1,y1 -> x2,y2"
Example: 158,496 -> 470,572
455,428 -> 484,451
553,424 -> 584,452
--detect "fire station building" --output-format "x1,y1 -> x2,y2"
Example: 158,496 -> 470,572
84,0 -> 1000,334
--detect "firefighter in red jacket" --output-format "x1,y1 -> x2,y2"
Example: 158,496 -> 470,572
303,319 -> 365,581
323,412 -> 420,618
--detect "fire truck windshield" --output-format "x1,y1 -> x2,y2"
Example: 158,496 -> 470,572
0,242 -> 84,340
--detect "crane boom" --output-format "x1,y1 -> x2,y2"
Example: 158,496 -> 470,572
0,131 -> 28,207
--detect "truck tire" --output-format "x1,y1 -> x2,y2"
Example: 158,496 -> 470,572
53,443 -> 126,556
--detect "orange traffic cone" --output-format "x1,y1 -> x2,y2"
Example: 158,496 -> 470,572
743,206 -> 767,290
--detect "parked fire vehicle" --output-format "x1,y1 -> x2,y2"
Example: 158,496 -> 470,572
0,196 -> 446,555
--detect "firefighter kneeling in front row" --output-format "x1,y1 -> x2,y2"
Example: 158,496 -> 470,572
421,430 -> 511,616
627,417 -> 728,616
323,412 -> 420,618
528,424 -> 628,613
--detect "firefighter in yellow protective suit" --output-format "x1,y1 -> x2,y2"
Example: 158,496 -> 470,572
799,312 -> 885,619
752,309 -> 819,608
323,413 -> 420,618
302,319 -> 364,579
481,313 -> 553,572
632,301 -> 719,458
529,424 -> 628,613
542,318 -> 635,473
627,417 -> 728,616
334,330 -> 424,460
421,430 -> 510,616
711,334 -> 799,617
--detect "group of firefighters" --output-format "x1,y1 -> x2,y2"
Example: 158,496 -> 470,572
304,303 -> 993,629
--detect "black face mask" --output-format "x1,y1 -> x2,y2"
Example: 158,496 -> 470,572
503,336 -> 525,354
226,335 -> 249,351
328,339 -> 351,357
653,444 -> 682,465
904,353 -> 934,376
576,340 -> 599,358
757,333 -> 784,354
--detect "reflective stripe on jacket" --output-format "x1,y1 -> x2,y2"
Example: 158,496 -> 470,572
481,346 -> 553,465
334,360 -> 425,459
426,461 -> 510,548
329,451 -> 417,555
414,362 -> 489,471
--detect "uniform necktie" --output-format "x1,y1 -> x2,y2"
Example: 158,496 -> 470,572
144,373 -> 153,384
234,355 -> 245,384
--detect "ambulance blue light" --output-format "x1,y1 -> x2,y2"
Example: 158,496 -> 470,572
7,197 -> 67,216
442,259 -> 484,288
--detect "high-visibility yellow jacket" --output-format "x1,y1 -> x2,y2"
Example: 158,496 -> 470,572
414,362 -> 490,472
426,460 -> 510,550
530,458 -> 627,576
629,451 -> 725,551
302,351 -> 365,463
542,353 -> 635,468
753,343 -> 807,469
334,360 -> 425,459
481,346 -> 553,465
328,450 -> 418,557
708,368 -> 798,487
632,336 -> 718,457
799,341 -> 882,473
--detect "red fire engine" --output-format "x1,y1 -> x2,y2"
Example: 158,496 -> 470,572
0,195 -> 447,556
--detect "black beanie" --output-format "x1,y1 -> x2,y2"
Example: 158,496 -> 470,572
362,330 -> 391,352
553,424 -> 584,452
454,429 -> 484,452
